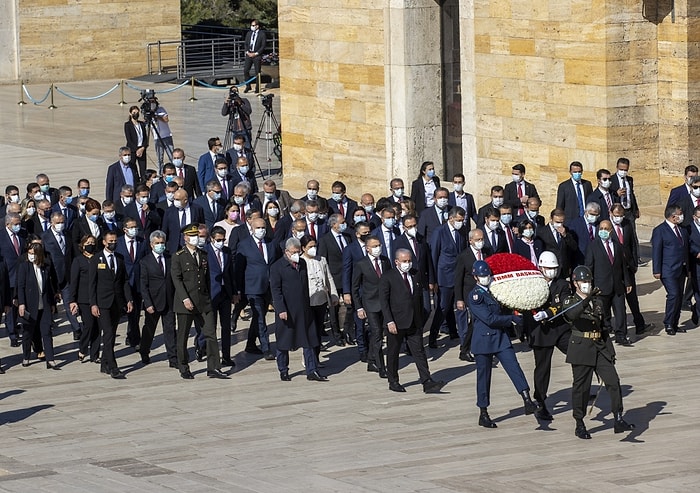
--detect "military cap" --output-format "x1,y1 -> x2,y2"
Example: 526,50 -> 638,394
181,223 -> 199,235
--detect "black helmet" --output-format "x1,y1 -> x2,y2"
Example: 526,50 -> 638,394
472,260 -> 492,277
571,265 -> 593,282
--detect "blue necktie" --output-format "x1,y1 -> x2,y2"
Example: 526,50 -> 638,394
454,229 -> 460,252
576,182 -> 584,217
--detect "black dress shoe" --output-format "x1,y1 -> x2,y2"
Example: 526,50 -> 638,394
195,347 -> 205,362
307,370 -> 328,381
459,351 -> 475,362
521,390 -> 538,415
10,339 -> 20,348
46,361 -> 61,370
0,366 -> 4,374
535,405 -> 553,421
263,351 -> 276,361
359,352 -> 368,363
221,357 -> 235,367
665,326 -> 676,335
207,369 -> 230,379
615,337 -> 632,346
378,369 -> 388,379
141,354 -> 151,365
344,332 -> 356,345
334,337 -> 346,347
245,346 -> 263,355
169,361 -> 179,369
636,323 -> 653,335
613,412 -> 635,433
423,379 -> 446,393
428,342 -> 438,349
73,330 -> 82,341
367,363 -> 380,373
479,408 -> 497,428
280,371 -> 291,381
575,422 -> 592,439
675,326 -> 687,333
110,368 -> 125,379
180,370 -> 194,380
389,382 -> 406,392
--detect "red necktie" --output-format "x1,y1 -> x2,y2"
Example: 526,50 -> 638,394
240,207 -> 245,223
258,240 -> 264,255
374,257 -> 381,277
129,240 -> 135,261
606,193 -> 612,210
674,226 -> 683,245
310,222 -> 316,239
12,234 -> 19,255
616,225 -> 623,244
605,240 -> 614,264
517,183 -> 524,214
339,202 -> 345,217
696,197 -> 700,207
217,250 -> 223,268
588,224 -> 594,241
505,228 -> 514,252
403,272 -> 412,294
178,167 -> 184,178
476,249 -> 482,260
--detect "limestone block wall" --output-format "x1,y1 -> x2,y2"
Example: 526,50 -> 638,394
10,0 -> 180,82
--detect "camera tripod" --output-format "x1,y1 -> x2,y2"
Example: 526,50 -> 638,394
251,102 -> 281,180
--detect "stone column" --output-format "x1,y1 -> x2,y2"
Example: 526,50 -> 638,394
0,0 -> 18,81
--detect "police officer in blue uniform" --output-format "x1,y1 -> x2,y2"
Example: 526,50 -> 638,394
563,265 -> 635,439
468,260 -> 538,428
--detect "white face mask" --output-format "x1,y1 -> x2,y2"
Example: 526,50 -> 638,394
551,222 -> 562,229
187,236 -> 199,247
197,237 -> 206,248
678,214 -> 685,223
26,207 -> 36,216
173,200 -> 183,210
289,252 -> 300,263
233,144 -> 243,151
306,247 -> 317,257
293,231 -> 305,239
600,179 -> 611,189
452,220 -> 464,230
453,183 -> 464,193
217,169 -> 228,178
522,228 -> 534,238
253,228 -> 266,240
692,188 -> 700,198
267,208 -> 279,217
585,214 -> 599,225
370,246 -> 382,257
542,268 -> 558,279
122,197 -> 133,205
166,192 -> 175,202
512,174 -> 521,183
392,188 -> 403,198
331,193 -> 343,202
233,196 -> 244,205
477,276 -> 491,286
103,212 -> 115,221
307,212 -> 319,222
611,215 -> 623,225
398,261 -> 412,273
8,194 -> 19,204
492,197 -> 504,208
53,223 -> 65,233
488,220 -> 500,230
473,240 -> 484,250
138,196 -> 149,205
617,170 -> 628,178
436,198 -> 449,208
122,155 -> 131,164
406,227 -> 417,238
501,214 -> 512,225
307,189 -> 318,198
579,282 -> 592,295
126,227 -> 137,238
527,210 -> 538,218
173,158 -> 184,168
27,254 -> 36,263
212,240 -> 224,250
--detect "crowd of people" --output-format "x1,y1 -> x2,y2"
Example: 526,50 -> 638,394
0,140 -> 696,437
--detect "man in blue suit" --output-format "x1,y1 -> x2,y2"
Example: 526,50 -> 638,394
162,189 -> 205,255
51,186 -> 78,231
429,206 -> 467,347
417,187 -> 452,242
342,222 -> 370,354
555,161 -> 594,224
196,137 -> 223,193
105,147 -> 139,204
448,174 -> 477,228
206,226 -> 236,366
371,207 -> 401,259
568,202 -> 601,268
0,212 -> 25,346
193,180 -> 225,230
652,204 -> 690,335
304,200 -> 329,241
115,217 -> 149,347
666,164 -> 697,210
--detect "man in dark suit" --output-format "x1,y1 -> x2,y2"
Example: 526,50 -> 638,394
235,217 -> 280,359
229,155 -> 259,195
150,164 -> 176,204
536,208 -> 578,280
89,230 -> 133,379
161,189 -> 205,254
352,235 -> 392,378
139,230 -> 177,367
588,169 -> 618,221
327,181 -> 358,225
197,137 -> 224,193
556,161 -> 594,224
371,207 -> 401,259
51,186 -> 78,231
475,186 -> 505,228
504,163 -> 540,218
383,178 -> 411,205
124,105 -> 149,179
105,147 -> 139,204
225,135 -> 254,172
515,197 -> 545,232
652,205 -> 690,335
448,174 -> 477,228
257,179 -> 294,216
232,182 -> 263,224
568,202 -> 601,268
243,19 -> 267,93
417,187 -> 452,241
666,164 -> 697,210
172,148 -> 202,199
429,206 -> 467,347
609,158 -> 640,222
358,193 -> 382,230
395,214 -> 432,317
0,212 -> 26,346
497,204 -> 517,254
193,180 -> 225,230
342,222 -> 371,353
43,212 -> 81,340
171,224 -> 227,379
304,200 -> 329,241
480,207 -> 507,254
380,248 -> 445,393
675,176 -> 700,228
124,184 -> 162,240
585,219 -> 631,345
33,199 -> 53,235
115,217 -> 149,348
207,226 -> 236,366
35,173 -> 60,205
301,180 -> 328,214
272,200 -> 305,248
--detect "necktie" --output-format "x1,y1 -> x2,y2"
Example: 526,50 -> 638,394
258,240 -> 264,255
129,240 -> 135,261
491,230 -> 497,249
12,234 -> 19,255
674,225 -> 683,245
476,249 -> 482,260
211,200 -> 217,217
58,234 -> 65,255
411,237 -> 419,260
310,222 -> 316,239
192,250 -> 198,266
178,167 -> 184,178
576,181 -> 584,217
251,31 -> 257,51
554,229 -> 561,245
339,202 -> 345,218
222,180 -> 228,199
108,254 -> 115,273
454,229 -> 461,252
217,249 -> 223,268
696,197 -> 700,208
605,193 -> 612,210
517,183 -> 525,214
337,235 -> 344,251
588,224 -> 594,241
43,220 -> 48,232
61,208 -> 66,217
140,208 -> 146,228
240,207 -> 246,223
403,272 -> 412,294
605,240 -> 614,264
374,257 -> 381,277
616,225 -> 624,244
158,255 -> 165,275
505,227 -> 514,252
621,178 -> 628,207
180,210 -> 186,228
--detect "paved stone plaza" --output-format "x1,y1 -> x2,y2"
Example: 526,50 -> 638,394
0,80 -> 698,492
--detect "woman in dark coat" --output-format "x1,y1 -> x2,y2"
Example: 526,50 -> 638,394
410,161 -> 441,216
269,237 -> 325,382
69,235 -> 101,363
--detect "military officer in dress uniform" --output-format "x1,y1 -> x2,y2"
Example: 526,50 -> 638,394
528,251 -> 571,421
171,223 -> 228,380
562,265 -> 635,439
467,260 -> 538,428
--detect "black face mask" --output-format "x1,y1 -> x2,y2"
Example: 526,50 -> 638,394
106,242 -> 117,252
132,112 -> 140,119
359,234 -> 370,243
84,244 -> 96,254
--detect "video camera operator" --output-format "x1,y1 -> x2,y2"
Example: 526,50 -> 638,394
221,86 -> 253,146
139,90 -> 174,176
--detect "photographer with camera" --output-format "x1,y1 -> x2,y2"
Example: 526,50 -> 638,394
221,86 -> 253,147
139,90 -> 173,176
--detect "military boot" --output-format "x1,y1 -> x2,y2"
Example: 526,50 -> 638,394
520,390 -> 538,415
575,419 -> 591,439
613,411 -> 635,433
478,407 -> 497,428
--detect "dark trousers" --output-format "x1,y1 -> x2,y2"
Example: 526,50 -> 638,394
366,311 -> 385,370
276,347 -> 317,375
474,348 -> 529,408
600,292 -> 628,339
386,326 -> 430,385
5,303 -> 18,340
430,286 -> 457,344
97,303 -> 121,372
246,294 -> 271,352
141,308 -> 177,364
571,358 -> 622,420
456,306 -> 474,352
661,273 -> 685,328
125,292 -> 142,346
78,302 -> 101,361
214,297 -> 233,360
176,310 -> 219,372
21,308 -> 54,361
624,275 -> 645,329
60,284 -> 81,332
532,333 -> 569,404
243,55 -> 263,91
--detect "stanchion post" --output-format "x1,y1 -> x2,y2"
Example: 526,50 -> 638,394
48,83 -> 57,109
189,76 -> 197,102
257,73 -> 261,93
118,79 -> 127,105
17,80 -> 26,106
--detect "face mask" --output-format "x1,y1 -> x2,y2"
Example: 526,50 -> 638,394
501,214 -> 512,225
216,169 -> 228,179
307,212 -> 319,222
359,233 -> 370,243
106,242 -> 118,252
678,214 -> 685,223
251,25 -> 258,31
354,215 -> 366,223
331,193 -> 343,202
153,244 -> 166,254
122,197 -> 133,205
253,228 -> 266,240
363,204 -> 374,213
579,282 -> 592,295
426,169 -> 435,179
406,227 -> 417,237
392,188 -> 403,198
585,214 -> 598,225
26,207 -> 36,216
492,197 -> 504,208
600,179 -> 611,189
103,212 -> 116,221
452,220 -> 464,230
488,220 -> 499,230
53,223 -> 65,233
84,244 -> 96,254
40,184 -> 50,193
88,214 -> 98,223
197,237 -> 206,248
126,227 -> 137,238
617,170 -> 628,178
239,166 -> 249,174
692,188 -> 700,198
477,276 -> 491,286
79,188 -> 90,197
598,230 -> 610,241
473,240 -> 484,250
338,223 -> 347,232
79,204 -> 86,212
122,155 -> 131,164
611,215 -> 623,225
370,246 -> 382,257
8,195 -> 19,204
27,254 -> 36,263
306,247 -> 317,257
138,196 -> 149,205
522,228 -> 534,238
166,192 -> 175,202
453,183 -> 463,192
289,252 -> 300,263
10,224 -> 21,234
512,174 -> 521,183
172,159 -> 184,168
268,208 -> 279,217
233,144 -> 243,151
34,193 -> 44,201
436,198 -> 449,208
233,196 -> 244,205
264,192 -> 276,200
527,210 -> 538,219
174,200 -> 185,210
542,268 -> 558,279
187,236 -> 199,247
211,192 -> 222,201
383,218 -> 395,229
132,112 -> 140,119
572,172 -> 582,181
398,261 -> 412,273
551,221 -> 562,229
293,231 -> 305,239
307,189 -> 318,198
228,211 -> 239,221
164,175 -> 175,183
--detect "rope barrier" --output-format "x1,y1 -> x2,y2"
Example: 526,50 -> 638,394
21,84 -> 52,105
124,80 -> 189,93
54,83 -> 120,101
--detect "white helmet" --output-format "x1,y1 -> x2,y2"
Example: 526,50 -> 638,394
538,251 -> 559,268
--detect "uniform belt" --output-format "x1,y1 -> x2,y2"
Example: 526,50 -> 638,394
571,329 -> 601,340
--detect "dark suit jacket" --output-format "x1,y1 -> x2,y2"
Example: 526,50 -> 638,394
651,221 -> 689,279
667,184 -> 689,209
197,152 -> 221,192
380,267 -> 424,331
504,180 -> 539,212
352,255 -> 392,313
584,237 -> 630,296
609,173 -> 638,216
89,250 -> 132,308
179,164 -> 203,198
193,195 -> 226,230
536,223 -> 577,279
123,201 -> 162,239
588,188 -> 618,221
327,198 -> 359,224
17,260 -> 57,321
448,192 -> 477,227
675,192 -> 696,228
417,205 -> 451,242
42,229 -> 73,289
139,252 -> 174,313
235,235 -> 279,296
162,204 -> 206,254
569,216 -> 597,268
150,179 -> 168,204
394,232 -> 432,286
69,254 -> 92,305
317,230 -> 353,293
410,177 -> 441,215
51,203 -> 78,231
229,168 -> 259,195
555,178 -> 594,223
0,228 -> 26,288
513,237 -> 543,266
454,247 -> 491,303
171,246 -> 211,314
306,219 -> 330,241
430,223 -> 467,287
70,216 -> 105,252
229,224 -> 251,255
124,120 -> 149,154
342,239 -> 365,295
371,224 -> 401,259
115,236 -> 149,291
244,28 -> 268,54
256,189 -> 294,216
206,243 -> 235,304
480,226 -> 507,254
106,161 -> 140,204
689,222 -> 700,277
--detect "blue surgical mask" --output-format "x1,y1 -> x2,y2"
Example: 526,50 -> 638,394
572,172 -> 582,181
79,188 -> 90,197
64,196 -> 73,205
338,223 -> 347,232
426,169 -> 435,179
164,175 -> 174,183
153,243 -> 166,254
88,214 -> 99,223
383,218 -> 395,229
598,230 -> 610,241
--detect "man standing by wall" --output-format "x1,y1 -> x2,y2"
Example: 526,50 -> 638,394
244,20 -> 267,94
